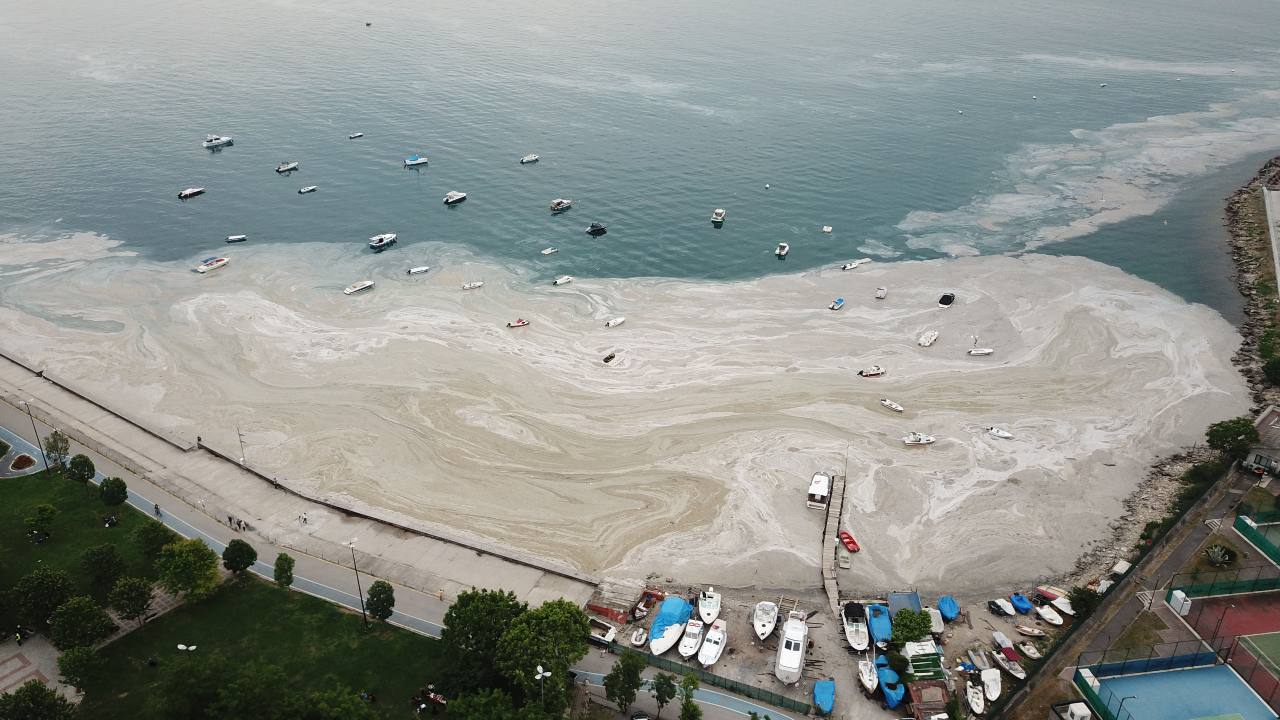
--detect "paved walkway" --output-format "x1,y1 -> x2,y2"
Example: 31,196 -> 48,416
0,636 -> 70,701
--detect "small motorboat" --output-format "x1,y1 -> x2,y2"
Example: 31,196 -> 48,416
407,266 -> 430,275
1018,641 -> 1041,659
404,155 -> 429,167
841,259 -> 870,270
991,649 -> 1026,680
753,601 -> 778,640
648,598 -> 692,656
838,530 -> 861,553
988,598 -> 1016,616
461,281 -> 484,290
697,619 -> 727,668
880,398 -> 904,413
1035,604 -> 1064,626
967,678 -> 985,716
195,256 -> 228,273
631,589 -> 663,621
903,432 -> 935,446
698,588 -> 721,624
866,604 -> 893,648
711,208 -> 726,223
937,595 -> 960,621
874,287 -> 888,299
775,242 -> 789,258
939,292 -> 956,308
540,247 -> 559,255
443,191 -> 467,205
506,319 -> 530,328
585,222 -> 607,236
552,275 -> 573,286
605,317 -> 626,328
858,656 -> 878,693
178,187 -> 205,199
842,602 -> 869,651
368,233 -> 398,251
988,426 -> 1014,439
677,619 -> 704,659
602,352 -> 616,364
829,297 -> 845,311
298,186 -> 318,194
202,134 -> 233,149
981,667 -> 1002,701
550,198 -> 573,212
858,365 -> 886,377
1010,593 -> 1033,614
348,132 -> 364,139
1014,624 -> 1046,637
968,347 -> 995,356
822,225 -> 833,233
225,234 -> 248,243
629,628 -> 648,647
343,280 -> 375,295
276,161 -> 299,173
918,330 -> 939,347
520,154 -> 540,164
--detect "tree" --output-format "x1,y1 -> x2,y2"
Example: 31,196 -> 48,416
133,520 -> 178,559
274,553 -> 295,588
99,476 -> 128,506
294,687 -> 381,720
156,538 -> 220,599
678,672 -> 699,703
496,599 -> 590,714
604,651 -> 646,713
1206,416 -> 1260,461
0,678 -> 76,720
49,595 -> 117,650
450,688 -> 524,720
890,608 -> 934,645
58,645 -> 104,692
11,567 -> 72,627
221,539 -> 258,575
366,580 -> 395,622
440,588 -> 528,695
208,661 -> 294,720
65,454 -> 95,487
680,698 -> 703,720
653,672 -> 678,719
23,504 -> 57,536
108,577 -> 154,628
80,543 -> 126,589
1068,586 -> 1104,618
43,430 -> 70,469
152,650 -> 234,720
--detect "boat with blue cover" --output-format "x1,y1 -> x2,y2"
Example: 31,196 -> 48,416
648,597 -> 692,656
404,154 -> 429,167
866,604 -> 892,647
875,655 -> 905,709
812,679 -> 835,715
829,297 -> 844,311
1010,593 -> 1033,614
937,595 -> 960,621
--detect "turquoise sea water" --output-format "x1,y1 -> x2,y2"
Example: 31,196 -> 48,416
2,0 -> 1279,317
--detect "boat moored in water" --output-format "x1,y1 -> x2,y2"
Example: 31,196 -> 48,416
276,161 -> 299,173
404,154 -> 429,167
520,153 -> 540,164
368,233 -> 398,251
443,191 -> 467,204
880,398 -> 904,413
225,234 -> 247,243
775,242 -> 789,258
858,365 -> 886,377
829,297 -> 845,311
407,266 -> 430,275
202,134 -> 233,149
939,292 -> 956,308
461,281 -> 484,290
348,132 -> 364,139
841,258 -> 870,270
711,208 -> 726,223
903,432 -> 935,446
918,330 -> 939,347
988,426 -> 1013,439
585,222 -> 607,236
550,198 -> 573,212
605,317 -> 626,328
178,187 -> 206,199
552,275 -> 574,286
541,247 -> 559,255
343,280 -> 374,295
875,287 -> 888,299
506,319 -> 530,328
298,185 -> 318,194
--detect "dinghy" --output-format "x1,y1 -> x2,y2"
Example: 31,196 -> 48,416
1035,604 -> 1064,626
753,601 -> 779,640
838,530 -> 861,553
605,317 -> 626,328
879,398 -> 904,413
1010,593 -> 1033,614
629,628 -> 647,647
858,656 -> 878,693
858,365 -> 886,377
1018,642 -> 1041,659
1014,624 -> 1046,637
842,602 -> 869,651
697,588 -> 721,624
697,619 -> 727,668
967,648 -> 991,670
775,242 -> 789,258
903,432 -> 935,446
648,598 -> 693,656
774,611 -> 808,684
981,667 -> 1002,701
937,595 -> 960,621
677,619 -> 704,659
821,225 -> 833,233
988,426 -> 1014,439
829,297 -> 845,311
918,330 -> 939,347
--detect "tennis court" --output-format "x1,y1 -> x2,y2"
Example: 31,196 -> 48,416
1233,631 -> 1280,708
1189,591 -> 1280,711
1095,664 -> 1274,720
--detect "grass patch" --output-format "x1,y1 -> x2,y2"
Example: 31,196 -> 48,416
78,575 -> 442,719
1179,533 -> 1246,577
0,470 -> 158,602
1112,611 -> 1168,651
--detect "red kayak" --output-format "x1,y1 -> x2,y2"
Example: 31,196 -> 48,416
838,530 -> 860,553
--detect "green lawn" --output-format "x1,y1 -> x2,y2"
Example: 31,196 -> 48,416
0,470 -> 158,602
1112,610 -> 1169,651
79,576 -> 443,719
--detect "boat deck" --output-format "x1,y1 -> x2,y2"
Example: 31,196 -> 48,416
819,473 -> 847,618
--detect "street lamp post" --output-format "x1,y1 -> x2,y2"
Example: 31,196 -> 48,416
236,425 -> 247,465
19,400 -> 49,473
1116,695 -> 1137,716
535,665 -> 551,708
345,539 -> 369,628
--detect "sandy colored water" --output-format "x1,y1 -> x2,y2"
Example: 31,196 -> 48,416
0,233 -> 1249,594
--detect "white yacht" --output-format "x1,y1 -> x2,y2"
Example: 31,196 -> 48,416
368,233 -> 397,251
404,154 -> 429,167
841,259 -> 870,270
903,432 -> 936,446
605,317 -> 626,328
550,198 -> 573,213
677,619 -> 704,659
276,161 -> 299,173
443,191 -> 467,205
540,247 -> 559,255
822,225 -> 833,233
987,426 -> 1013,439
918,330 -> 939,347
343,280 -> 375,295
774,610 -> 808,684
225,234 -> 248,243
520,154 -> 540,164
178,187 -> 206,199
461,281 -> 484,290
775,242 -> 790,258
858,657 -> 878,693
858,365 -> 886,377
697,619 -> 727,668
753,601 -> 779,640
711,208 -> 726,223
202,134 -> 233,149
348,132 -> 364,139
298,185 -> 318,194
981,667 -> 1002,701
552,275 -> 573,286
880,398 -> 904,413
195,256 -> 228,273
697,588 -> 721,624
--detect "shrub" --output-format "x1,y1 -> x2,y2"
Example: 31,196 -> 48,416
221,539 -> 258,575
99,476 -> 128,506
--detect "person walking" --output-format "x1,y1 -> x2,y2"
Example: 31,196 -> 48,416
153,503 -> 161,516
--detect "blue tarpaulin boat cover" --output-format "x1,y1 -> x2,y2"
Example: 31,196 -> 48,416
812,679 -> 835,714
887,590 -> 922,617
875,657 -> 905,709
648,597 -> 692,641
867,603 -> 892,644
937,595 -> 959,621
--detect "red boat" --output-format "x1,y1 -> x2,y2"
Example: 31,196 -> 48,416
838,530 -> 861,553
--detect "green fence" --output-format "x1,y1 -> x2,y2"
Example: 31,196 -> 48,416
1236,513 -> 1280,567
605,642 -> 812,715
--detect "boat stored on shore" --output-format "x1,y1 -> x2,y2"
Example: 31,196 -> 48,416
806,472 -> 832,509
774,610 -> 808,684
753,601 -> 778,640
858,656 -> 878,693
1035,604 -> 1064,625
648,598 -> 693,656
991,649 -> 1026,679
343,280 -> 374,295
981,667 -> 1002,701
195,256 -> 228,273
677,619 -> 704,659
838,529 -> 860,553
967,678 -> 985,716
443,191 -> 467,204
918,330 -> 939,347
1014,623 -> 1046,637
698,588 -> 721,624
988,598 -> 1016,616
842,602 -> 869,651
697,619 -> 727,668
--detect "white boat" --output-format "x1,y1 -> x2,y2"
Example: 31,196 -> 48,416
202,134 -> 233,149
225,234 -> 247,243
1018,642 -> 1041,659
874,287 -> 888,299
841,259 -> 870,270
178,187 -> 205,199
968,648 -> 991,670
988,426 -> 1013,439
774,610 -> 808,684
775,242 -> 790,257
697,588 -> 721,624
903,432 -> 935,446
980,667 -> 1002,701
404,155 -> 429,167
918,330 -> 939,347
605,317 -> 626,328
677,619 -> 704,659
589,617 -> 618,644
461,281 -> 484,290
1035,604 -> 1064,626
991,649 -> 1026,680
630,628 -> 647,647
1049,596 -> 1075,617
276,161 -> 299,173
992,630 -> 1014,649
879,398 -> 904,413
298,185 -> 318,194
858,656 -> 878,693
649,619 -> 683,656
858,365 -> 885,377
925,607 -> 944,635
821,225 -> 833,233
368,233 -> 398,250
195,256 -> 228,273
343,280 -> 375,295
407,266 -> 430,275
967,679 -> 986,715
990,598 -> 1016,616
1014,623 -> 1045,637
520,154 -> 540,164
540,247 -> 558,255
711,208 -> 726,223
443,191 -> 467,204
552,275 -> 573,286
829,297 -> 845,311
968,347 -> 994,356
550,198 -> 573,212
842,602 -> 869,651
348,132 -> 364,139
697,619 -> 727,668
506,319 -> 530,328
753,601 -> 779,640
